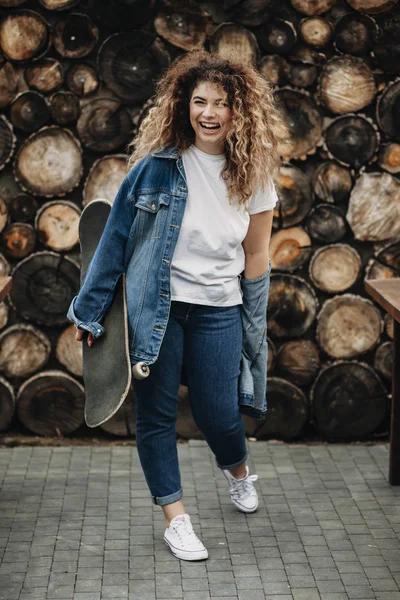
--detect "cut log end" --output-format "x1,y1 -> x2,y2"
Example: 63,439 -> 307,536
311,360 -> 387,441
17,370 -> 84,436
317,294 -> 383,359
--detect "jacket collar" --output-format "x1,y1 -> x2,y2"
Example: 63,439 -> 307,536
151,146 -> 180,159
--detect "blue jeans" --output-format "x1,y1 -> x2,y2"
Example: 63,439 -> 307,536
133,301 -> 248,506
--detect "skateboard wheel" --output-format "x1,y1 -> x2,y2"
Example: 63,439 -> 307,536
132,362 -> 150,379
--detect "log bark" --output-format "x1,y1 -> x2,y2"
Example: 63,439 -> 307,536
0,0 -> 27,5
378,143 -> 400,174
2,222 -> 36,259
97,32 -> 170,104
0,302 -> 9,331
83,154 -> 128,206
35,200 -> 81,252
317,294 -> 383,358
309,244 -> 362,293
17,370 -> 84,436
346,0 -> 397,14
299,16 -> 333,47
312,160 -> 352,203
333,13 -> 377,55
208,23 -> 259,65
9,251 -> 80,326
373,10 -> 400,73
0,61 -> 17,108
365,241 -> 400,280
324,114 -> 379,169
290,0 -> 336,15
154,1 -> 210,51
50,91 -> 80,124
66,63 -> 99,97
269,227 -> 312,272
346,172 -> 400,242
311,360 -> 387,441
259,55 -> 289,86
176,384 -> 203,439
56,324 -> 82,377
318,56 -> 376,114
10,91 -> 50,132
268,273 -> 318,338
253,377 -> 309,441
276,340 -> 320,386
52,13 -> 99,59
0,194 -> 8,234
273,165 -> 314,229
385,313 -> 394,340
76,98 -> 132,153
24,58 -> 64,95
0,375 -> 14,432
0,115 -> 16,172
258,19 -> 297,55
0,324 -> 51,378
38,0 -> 79,9
226,0 -> 274,27
10,192 -> 37,223
275,89 -> 322,159
14,126 -> 83,197
374,341 -> 393,380
99,389 -> 136,436
290,45 -> 327,67
0,10 -> 49,62
0,254 -> 10,277
376,79 -> 400,141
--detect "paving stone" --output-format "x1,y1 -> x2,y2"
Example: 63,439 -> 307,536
207,572 -> 234,584
182,593 -> 210,600
209,583 -> 237,597
182,578 -> 210,591
155,585 -> 183,598
101,585 -> 129,597
345,585 -> 375,598
74,580 -> 102,592
292,589 -> 321,600
237,592 -> 265,600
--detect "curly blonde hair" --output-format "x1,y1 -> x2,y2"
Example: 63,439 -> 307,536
129,50 -> 288,206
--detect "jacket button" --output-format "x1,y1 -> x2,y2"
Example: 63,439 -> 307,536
151,202 -> 156,210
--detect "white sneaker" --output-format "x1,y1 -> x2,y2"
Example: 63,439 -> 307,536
164,514 -> 208,561
223,465 -> 259,513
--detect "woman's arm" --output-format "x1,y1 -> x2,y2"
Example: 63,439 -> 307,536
242,209 -> 273,279
67,172 -> 135,340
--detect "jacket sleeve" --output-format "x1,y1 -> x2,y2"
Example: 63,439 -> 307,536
66,172 -> 135,338
238,260 -> 272,418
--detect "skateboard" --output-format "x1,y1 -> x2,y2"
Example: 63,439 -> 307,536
79,199 -> 149,428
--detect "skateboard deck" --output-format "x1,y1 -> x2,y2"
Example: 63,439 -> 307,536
79,199 -> 132,428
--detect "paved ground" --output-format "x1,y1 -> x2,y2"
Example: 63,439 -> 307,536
1,440 -> 400,600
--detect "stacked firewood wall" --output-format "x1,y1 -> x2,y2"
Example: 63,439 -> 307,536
0,0 -> 398,441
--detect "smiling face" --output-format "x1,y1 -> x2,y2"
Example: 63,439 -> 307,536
189,81 -> 232,155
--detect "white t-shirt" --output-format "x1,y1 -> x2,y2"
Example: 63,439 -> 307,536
170,144 -> 278,306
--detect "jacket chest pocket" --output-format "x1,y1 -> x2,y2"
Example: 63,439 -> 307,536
133,193 -> 170,240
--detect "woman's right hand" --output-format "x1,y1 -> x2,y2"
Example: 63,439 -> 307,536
75,326 -> 94,347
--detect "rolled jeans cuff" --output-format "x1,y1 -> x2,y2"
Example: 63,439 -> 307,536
152,487 -> 183,506
216,451 -> 248,471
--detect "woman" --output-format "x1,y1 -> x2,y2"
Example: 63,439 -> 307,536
68,50 -> 287,562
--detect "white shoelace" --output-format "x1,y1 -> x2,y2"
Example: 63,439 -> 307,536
173,518 -> 198,546
231,474 -> 258,500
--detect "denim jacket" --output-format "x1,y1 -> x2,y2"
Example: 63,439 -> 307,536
67,147 -> 270,419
